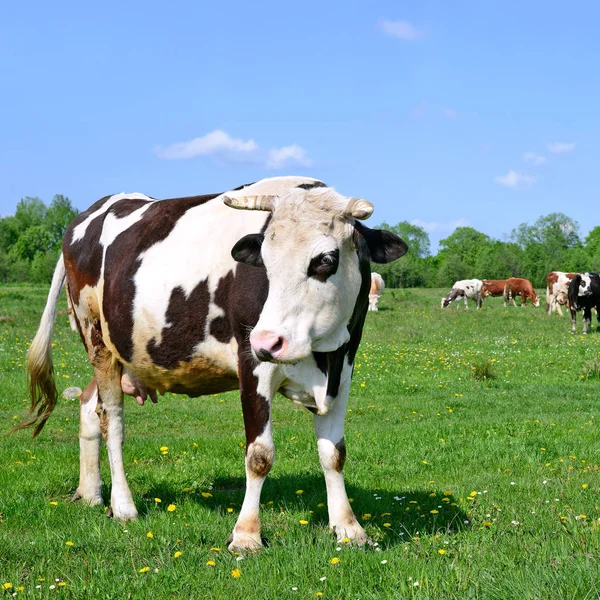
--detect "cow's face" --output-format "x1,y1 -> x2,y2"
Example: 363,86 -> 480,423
579,273 -> 593,297
225,187 -> 407,363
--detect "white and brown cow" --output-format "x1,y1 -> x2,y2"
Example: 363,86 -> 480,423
17,176 -> 407,551
481,279 -> 507,299
503,277 -> 540,307
441,279 -> 483,309
546,271 -> 577,316
368,272 -> 385,311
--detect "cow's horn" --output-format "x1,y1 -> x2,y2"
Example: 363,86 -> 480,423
345,198 -> 374,220
222,194 -> 276,212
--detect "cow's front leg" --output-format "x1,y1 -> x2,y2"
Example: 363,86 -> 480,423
571,309 -> 577,333
583,307 -> 591,334
314,373 -> 368,546
71,380 -> 103,506
463,296 -> 468,310
229,360 -> 278,552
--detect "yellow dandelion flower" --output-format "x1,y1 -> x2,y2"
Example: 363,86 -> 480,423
174,551 -> 182,558
483,521 -> 492,528
201,492 -> 213,498
146,531 -> 153,538
316,593 -> 323,597
2,583 -> 13,591
154,498 -> 161,503
210,547 -> 221,552
49,501 -> 58,506
438,549 -> 446,555
65,541 -> 74,546
167,504 -> 177,512
160,446 -> 168,452
58,582 -> 66,587
383,523 -> 391,527
296,490 -> 304,495
430,509 -> 439,514
16,587 -> 25,592
443,490 -> 452,496
582,484 -> 588,489
317,503 -> 325,508
330,557 -> 340,564
206,560 -> 216,567
231,568 -> 241,578
139,566 -> 150,573
342,537 -> 350,543
227,507 -> 234,513
299,519 -> 309,525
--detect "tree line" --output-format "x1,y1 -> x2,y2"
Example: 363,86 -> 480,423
1,196 -> 599,288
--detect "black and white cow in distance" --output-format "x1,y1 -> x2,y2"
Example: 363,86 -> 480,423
567,272 -> 600,334
18,176 -> 407,551
441,279 -> 483,310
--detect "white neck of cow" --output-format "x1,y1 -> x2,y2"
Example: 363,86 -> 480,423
253,204 -> 363,363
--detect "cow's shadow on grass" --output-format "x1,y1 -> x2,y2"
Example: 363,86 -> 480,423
134,473 -> 469,547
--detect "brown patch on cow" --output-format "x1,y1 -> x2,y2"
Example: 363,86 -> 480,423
247,442 -> 274,479
110,198 -> 153,219
210,271 -> 235,343
95,392 -> 109,441
147,280 -> 210,369
233,514 -> 261,537
332,438 -> 347,473
481,279 -> 507,297
101,194 -> 221,363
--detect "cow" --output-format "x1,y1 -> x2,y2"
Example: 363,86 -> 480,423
441,279 -> 483,310
16,176 -> 407,551
481,279 -> 507,299
567,273 -> 600,334
503,277 -> 540,307
368,272 -> 385,311
546,271 -> 577,316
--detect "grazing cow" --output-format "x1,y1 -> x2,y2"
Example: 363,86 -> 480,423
481,279 -> 507,299
503,277 -> 540,307
567,273 -> 600,334
17,176 -> 407,551
546,271 -> 577,316
368,272 -> 385,311
441,279 -> 483,309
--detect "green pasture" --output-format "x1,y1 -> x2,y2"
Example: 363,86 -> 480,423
0,285 -> 599,599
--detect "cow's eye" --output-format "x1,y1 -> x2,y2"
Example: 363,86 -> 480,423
308,249 -> 339,282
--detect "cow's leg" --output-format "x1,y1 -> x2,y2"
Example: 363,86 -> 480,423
463,295 -> 468,310
583,307 -> 592,334
228,360 -> 278,551
314,372 -> 368,546
71,380 -> 103,506
571,308 -> 577,334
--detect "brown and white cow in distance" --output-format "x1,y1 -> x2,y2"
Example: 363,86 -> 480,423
503,277 -> 540,307
441,279 -> 483,309
368,272 -> 385,311
546,271 -> 577,316
18,176 -> 407,551
481,279 -> 507,299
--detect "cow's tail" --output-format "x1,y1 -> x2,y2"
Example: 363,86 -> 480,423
13,255 -> 66,437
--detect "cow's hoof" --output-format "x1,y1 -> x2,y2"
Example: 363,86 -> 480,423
71,488 -> 103,507
227,531 -> 263,553
334,523 -> 370,547
109,501 -> 138,521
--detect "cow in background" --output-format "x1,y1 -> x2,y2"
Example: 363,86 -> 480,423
568,273 -> 600,334
368,273 -> 385,311
481,279 -> 507,299
503,278 -> 540,307
546,271 -> 577,316
441,279 -> 483,309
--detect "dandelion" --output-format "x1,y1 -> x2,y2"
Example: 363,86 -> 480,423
210,547 -> 221,552
160,446 -> 168,452
330,557 -> 340,564
296,490 -> 304,495
316,593 -> 323,597
201,492 -> 212,498
227,508 -> 234,513
58,582 -> 66,587
174,551 -> 182,558
206,560 -> 216,567
49,501 -> 58,506
146,532 -> 153,538
154,498 -> 162,503
167,504 -> 177,512
65,541 -> 74,546
299,520 -> 309,525
430,509 -> 439,514
139,567 -> 150,573
383,523 -> 391,527
2,583 -> 13,591
582,484 -> 588,489
342,537 -> 350,543
231,568 -> 241,578
438,549 -> 446,555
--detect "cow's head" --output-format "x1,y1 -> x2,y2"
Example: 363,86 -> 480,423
578,273 -> 593,297
224,186 -> 407,363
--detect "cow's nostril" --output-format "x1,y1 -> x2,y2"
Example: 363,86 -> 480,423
271,337 -> 284,354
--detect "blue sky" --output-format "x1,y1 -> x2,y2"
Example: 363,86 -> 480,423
1,1 -> 598,251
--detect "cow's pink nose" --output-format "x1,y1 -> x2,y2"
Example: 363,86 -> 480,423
250,331 -> 287,361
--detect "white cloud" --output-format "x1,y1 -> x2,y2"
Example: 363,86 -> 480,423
155,130 -> 312,170
266,144 -> 313,170
379,19 -> 425,41
547,141 -> 575,154
494,170 -> 536,189
523,152 -> 547,166
155,130 -> 258,160
442,108 -> 459,118
411,218 -> 470,234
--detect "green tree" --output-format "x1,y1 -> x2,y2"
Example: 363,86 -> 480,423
45,195 -> 78,249
11,225 -> 53,262
14,197 -> 47,231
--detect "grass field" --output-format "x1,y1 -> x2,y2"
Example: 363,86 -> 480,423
1,285 -> 599,599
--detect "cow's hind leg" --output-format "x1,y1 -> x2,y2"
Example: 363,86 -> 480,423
228,360 -> 278,552
71,380 -> 103,506
583,307 -> 592,334
314,371 -> 368,545
571,309 -> 577,334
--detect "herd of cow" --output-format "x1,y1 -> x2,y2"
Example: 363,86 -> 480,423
441,271 -> 600,334
13,174 -> 600,554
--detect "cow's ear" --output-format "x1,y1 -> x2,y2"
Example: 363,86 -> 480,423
231,233 -> 264,267
354,222 -> 408,263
